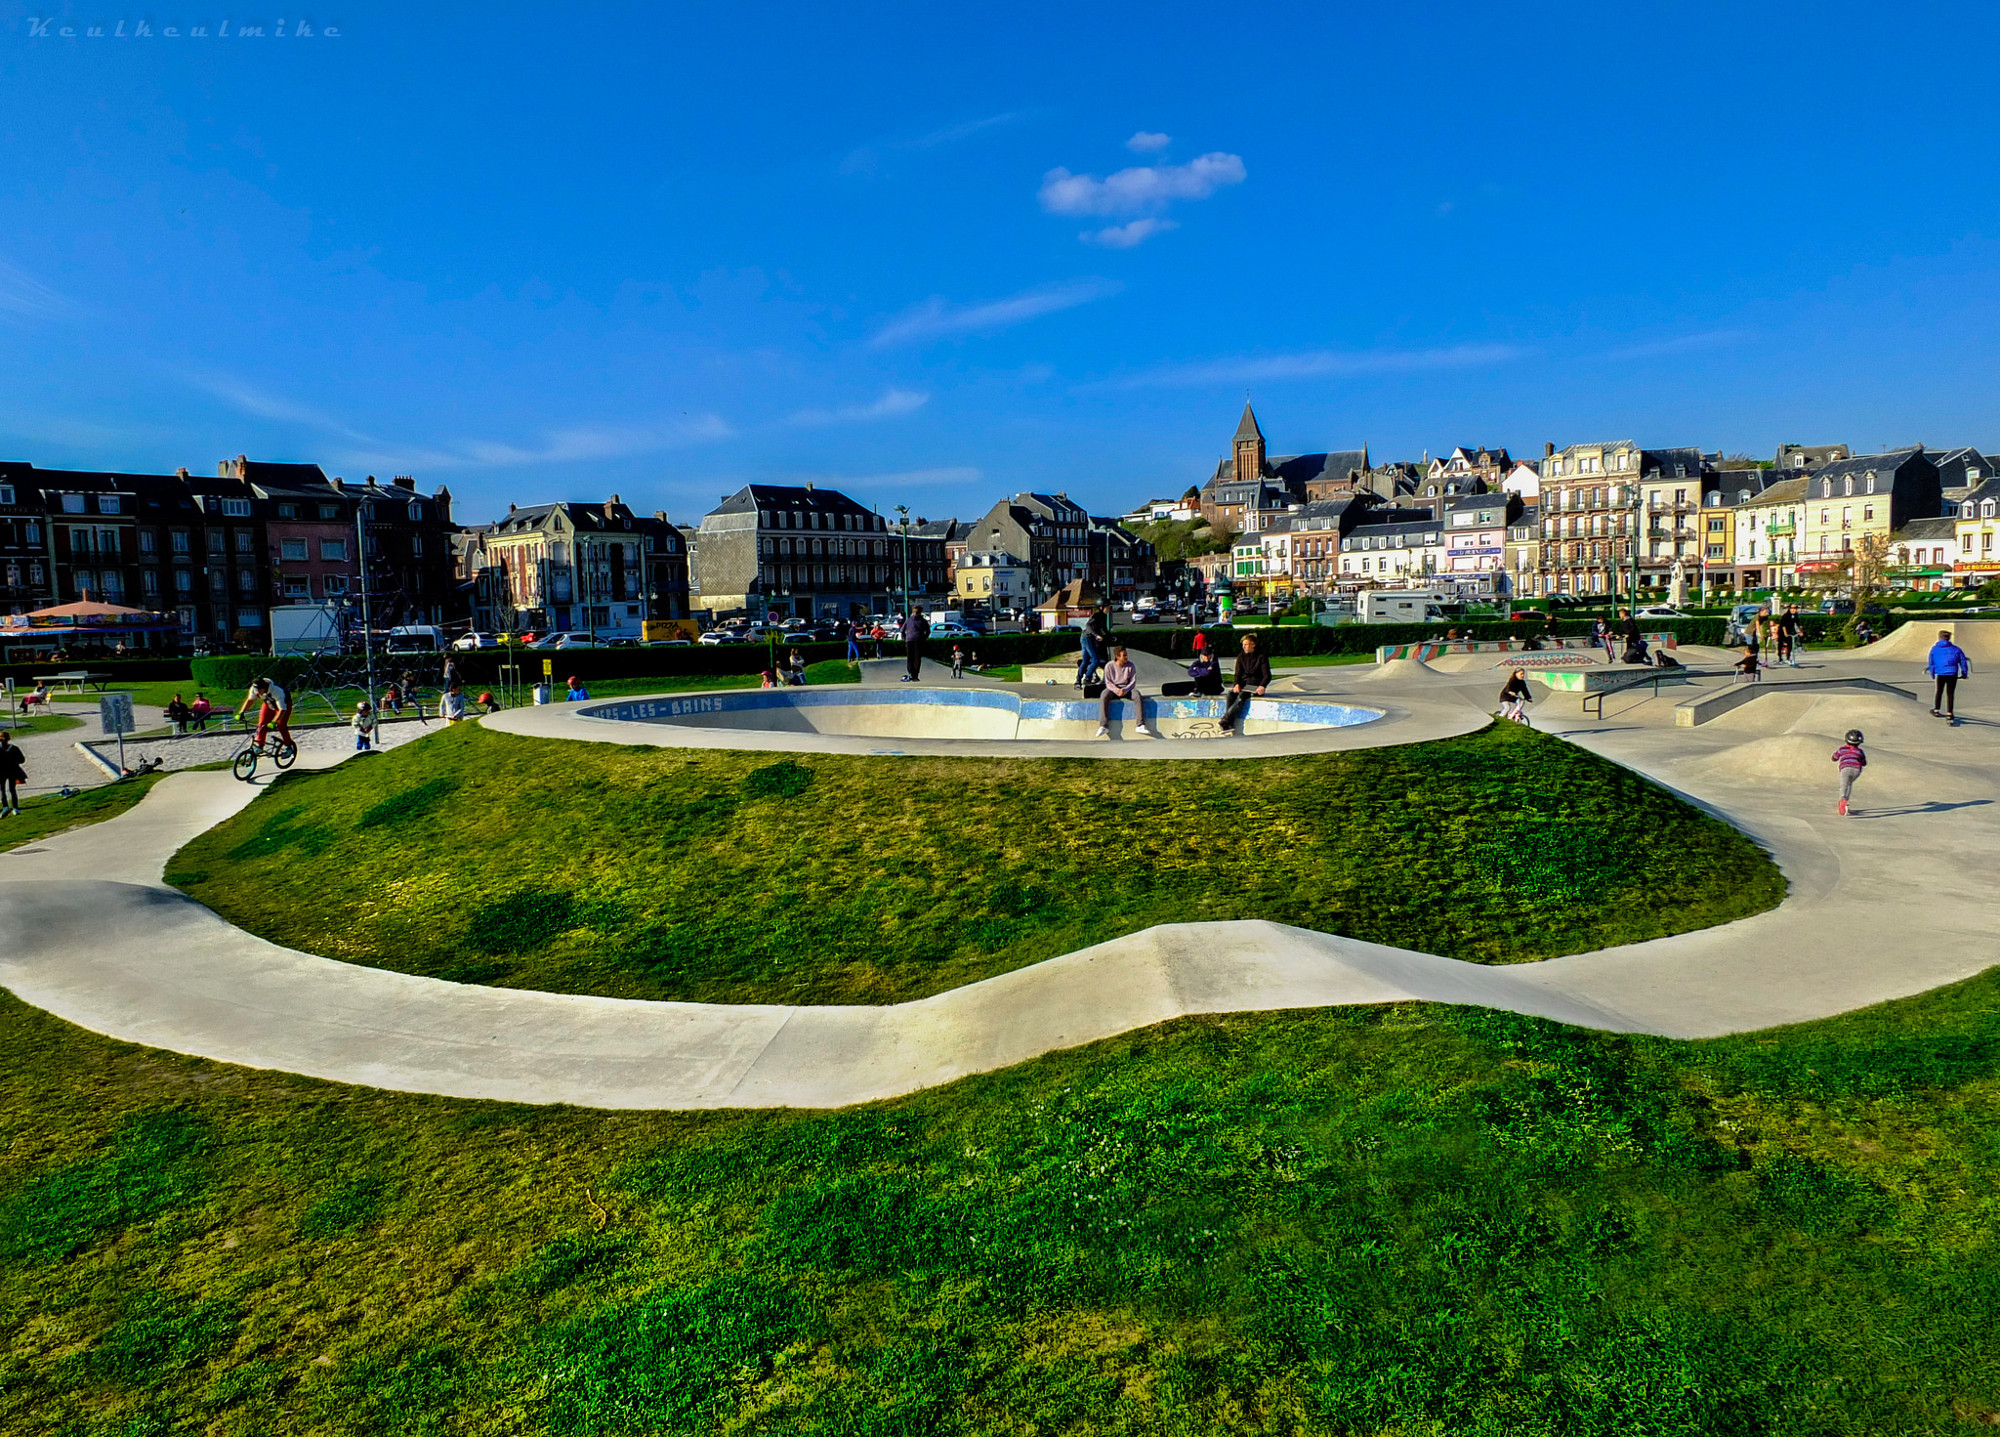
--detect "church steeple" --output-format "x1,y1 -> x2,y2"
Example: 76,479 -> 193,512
1232,403 -> 1266,484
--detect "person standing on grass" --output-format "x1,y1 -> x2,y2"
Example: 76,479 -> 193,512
902,607 -> 930,682
1219,633 -> 1271,735
1927,629 -> 1971,722
352,700 -> 377,752
1497,668 -> 1533,725
439,684 -> 469,723
1096,646 -> 1155,739
1832,729 -> 1866,817
0,730 -> 25,817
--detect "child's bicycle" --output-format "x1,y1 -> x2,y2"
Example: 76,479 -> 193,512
231,731 -> 299,782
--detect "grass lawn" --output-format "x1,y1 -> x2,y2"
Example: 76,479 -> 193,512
0,711 -> 83,739
0,772 -> 166,854
4,970 -> 1999,1434
168,721 -> 1782,1005
1267,653 -> 1376,668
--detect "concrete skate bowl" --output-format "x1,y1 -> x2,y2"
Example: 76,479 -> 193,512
578,688 -> 1385,742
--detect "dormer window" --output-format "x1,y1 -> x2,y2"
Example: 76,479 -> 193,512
1865,476 -> 1877,495
1821,479 -> 1833,498
408,502 -> 422,522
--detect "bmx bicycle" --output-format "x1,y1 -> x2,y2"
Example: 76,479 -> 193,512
231,730 -> 298,782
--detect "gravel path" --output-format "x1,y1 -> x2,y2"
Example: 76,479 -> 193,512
79,716 -> 434,775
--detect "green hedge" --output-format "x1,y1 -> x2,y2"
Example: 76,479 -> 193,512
1,657 -> 193,687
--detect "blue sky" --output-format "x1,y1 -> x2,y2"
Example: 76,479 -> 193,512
4,1 -> 1999,525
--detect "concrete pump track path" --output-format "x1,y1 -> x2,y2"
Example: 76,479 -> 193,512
1,628 -> 1996,1110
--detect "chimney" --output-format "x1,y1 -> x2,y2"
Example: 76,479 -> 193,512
393,475 -> 416,491
217,462 -> 230,478
654,510 -> 667,521
1544,442 -> 1555,458
175,466 -> 190,479
804,480 -> 815,491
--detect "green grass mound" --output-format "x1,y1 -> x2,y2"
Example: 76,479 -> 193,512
0,772 -> 166,855
166,723 -> 1783,1005
4,972 -> 1999,1434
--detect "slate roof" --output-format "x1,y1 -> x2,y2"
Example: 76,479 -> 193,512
707,484 -> 875,518
1233,403 -> 1263,443
1802,448 -> 1934,489
1900,516 -> 1957,541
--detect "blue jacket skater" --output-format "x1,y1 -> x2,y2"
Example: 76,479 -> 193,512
1927,638 -> 1971,678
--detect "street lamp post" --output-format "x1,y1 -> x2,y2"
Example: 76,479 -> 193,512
894,504 -> 912,613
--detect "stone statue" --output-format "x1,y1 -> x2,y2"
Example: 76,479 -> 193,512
1669,559 -> 1687,609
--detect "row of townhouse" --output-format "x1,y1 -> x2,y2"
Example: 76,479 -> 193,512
0,456 -> 455,651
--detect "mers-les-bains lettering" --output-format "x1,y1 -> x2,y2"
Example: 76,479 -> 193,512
24,17 -> 343,37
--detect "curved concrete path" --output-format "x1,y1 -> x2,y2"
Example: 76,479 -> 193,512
0,649 -> 1993,1109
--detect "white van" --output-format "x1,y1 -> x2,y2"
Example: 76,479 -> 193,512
1355,590 -> 1451,624
385,625 -> 448,654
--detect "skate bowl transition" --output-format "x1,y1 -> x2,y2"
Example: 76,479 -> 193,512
578,687 -> 1385,741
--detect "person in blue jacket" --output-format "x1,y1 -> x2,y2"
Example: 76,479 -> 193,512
1926,629 -> 1971,722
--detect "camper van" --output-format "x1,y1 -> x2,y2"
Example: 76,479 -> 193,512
1355,590 -> 1452,624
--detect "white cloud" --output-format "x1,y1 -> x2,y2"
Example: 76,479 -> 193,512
869,278 -> 1121,348
1126,131 -> 1171,153
786,388 -> 930,426
811,465 -> 983,489
184,372 -> 376,443
1097,344 -> 1528,389
839,111 -> 1028,175
1038,152 -> 1245,217
0,257 -> 75,321
1603,329 -> 1753,361
348,415 -> 735,471
1082,218 -> 1178,249
186,370 -> 734,471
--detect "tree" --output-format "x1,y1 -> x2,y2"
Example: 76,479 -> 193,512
1848,531 -> 1893,601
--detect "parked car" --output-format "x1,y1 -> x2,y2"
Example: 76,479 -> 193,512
928,620 -> 982,639
1820,598 -> 1855,616
602,637 -> 641,647
1633,605 -> 1687,619
697,630 -> 747,646
451,631 -> 500,650
527,632 -> 601,650
645,637 -> 694,647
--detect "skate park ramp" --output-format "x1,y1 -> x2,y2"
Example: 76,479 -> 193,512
1849,619 -> 2000,664
1782,691 -> 1936,744
1677,731 -> 1995,801
1350,655 -> 1448,684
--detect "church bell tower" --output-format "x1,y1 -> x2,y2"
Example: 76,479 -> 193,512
1232,403 -> 1266,484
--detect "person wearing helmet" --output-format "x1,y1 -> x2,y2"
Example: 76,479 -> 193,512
1831,729 -> 1866,817
565,675 -> 591,701
235,675 -> 293,751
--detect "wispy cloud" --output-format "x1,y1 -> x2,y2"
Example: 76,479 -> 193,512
1602,329 -> 1753,361
187,370 -> 733,471
1082,217 -> 1177,248
839,111 -> 1028,175
1126,131 -> 1171,153
1094,343 -> 1528,389
785,388 -> 930,427
344,416 -> 735,472
806,465 -> 984,490
1039,151 -> 1245,217
0,257 -> 78,321
185,372 -> 376,443
869,278 -> 1121,348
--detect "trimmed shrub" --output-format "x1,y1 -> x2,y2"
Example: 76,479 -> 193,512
0,656 -> 192,686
